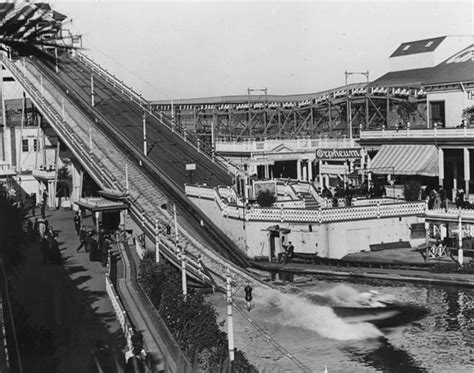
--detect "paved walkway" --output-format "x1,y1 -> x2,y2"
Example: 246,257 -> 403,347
12,209 -> 125,372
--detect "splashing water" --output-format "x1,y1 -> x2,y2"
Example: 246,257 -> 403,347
251,287 -> 383,341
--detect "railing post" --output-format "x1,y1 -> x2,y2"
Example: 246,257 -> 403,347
181,248 -> 187,301
226,267 -> 235,364
377,201 -> 381,218
155,218 -> 160,263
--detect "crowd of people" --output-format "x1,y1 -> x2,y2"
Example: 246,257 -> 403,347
36,219 -> 61,264
319,180 -> 387,207
75,212 -> 111,268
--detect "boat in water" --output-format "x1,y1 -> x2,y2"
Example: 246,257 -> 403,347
330,290 -> 429,328
332,301 -> 429,328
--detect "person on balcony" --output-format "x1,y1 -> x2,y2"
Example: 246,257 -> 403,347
439,186 -> 447,210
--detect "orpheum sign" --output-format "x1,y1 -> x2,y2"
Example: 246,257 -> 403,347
315,148 -> 362,160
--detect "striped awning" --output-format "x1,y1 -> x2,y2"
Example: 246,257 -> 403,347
369,144 -> 438,177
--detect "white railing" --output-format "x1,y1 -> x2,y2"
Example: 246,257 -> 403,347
352,197 -> 399,206
427,207 -> 474,220
0,163 -> 15,175
186,184 -> 426,223
245,202 -> 426,223
361,127 -> 474,140
105,274 -> 134,345
215,137 -> 356,153
76,52 -> 238,175
2,56 -> 115,191
185,184 -> 217,200
31,169 -> 56,179
135,236 -> 145,260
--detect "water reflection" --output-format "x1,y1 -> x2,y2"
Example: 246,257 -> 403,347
343,337 -> 427,373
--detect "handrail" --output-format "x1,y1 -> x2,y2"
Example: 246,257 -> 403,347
2,56 -> 114,191
186,184 -> 426,223
75,52 -> 239,175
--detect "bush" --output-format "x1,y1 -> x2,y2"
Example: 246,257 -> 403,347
462,105 -> 474,125
256,189 -> 276,207
0,193 -> 26,273
138,252 -> 258,372
404,180 -> 421,201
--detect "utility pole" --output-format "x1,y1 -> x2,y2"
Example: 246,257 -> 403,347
90,74 -> 95,107
125,163 -> 129,194
174,204 -> 179,247
458,213 -> 464,266
89,124 -> 92,155
155,218 -> 160,263
226,267 -> 235,366
181,247 -> 187,300
142,112 -> 147,155
344,70 -> 369,140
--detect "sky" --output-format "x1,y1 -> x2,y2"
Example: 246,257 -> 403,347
50,1 -> 473,101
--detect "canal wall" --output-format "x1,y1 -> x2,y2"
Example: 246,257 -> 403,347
186,185 -> 426,259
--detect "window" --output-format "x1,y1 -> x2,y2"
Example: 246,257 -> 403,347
425,41 -> 433,48
402,44 -> 411,51
33,139 -> 38,151
22,139 -> 28,152
429,101 -> 446,127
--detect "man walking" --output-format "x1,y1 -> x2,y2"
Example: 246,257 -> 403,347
73,212 -> 81,235
77,226 -> 87,252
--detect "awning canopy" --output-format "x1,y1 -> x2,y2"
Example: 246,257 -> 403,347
369,144 -> 438,177
75,197 -> 129,212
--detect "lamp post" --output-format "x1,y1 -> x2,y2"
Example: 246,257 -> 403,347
226,267 -> 235,366
458,213 -> 464,266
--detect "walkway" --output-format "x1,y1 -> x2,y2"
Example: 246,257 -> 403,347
252,248 -> 474,287
12,209 -> 125,372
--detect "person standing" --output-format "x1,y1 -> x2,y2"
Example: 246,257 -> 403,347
285,241 -> 295,264
89,234 -> 99,262
244,283 -> 253,311
77,226 -> 87,252
41,190 -> 48,218
30,193 -> 36,217
40,235 -> 49,264
73,212 -> 81,235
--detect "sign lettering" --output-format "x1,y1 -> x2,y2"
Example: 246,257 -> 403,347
315,148 -> 362,160
446,46 -> 474,64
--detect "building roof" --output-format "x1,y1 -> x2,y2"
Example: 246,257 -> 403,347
424,44 -> 474,85
373,44 -> 474,87
390,36 -> 446,58
371,67 -> 433,88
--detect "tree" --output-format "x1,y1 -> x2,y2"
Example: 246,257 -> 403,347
462,105 -> 474,125
256,189 -> 276,207
396,101 -> 418,124
56,165 -> 72,209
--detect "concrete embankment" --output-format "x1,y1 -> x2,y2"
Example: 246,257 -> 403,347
251,260 -> 474,287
